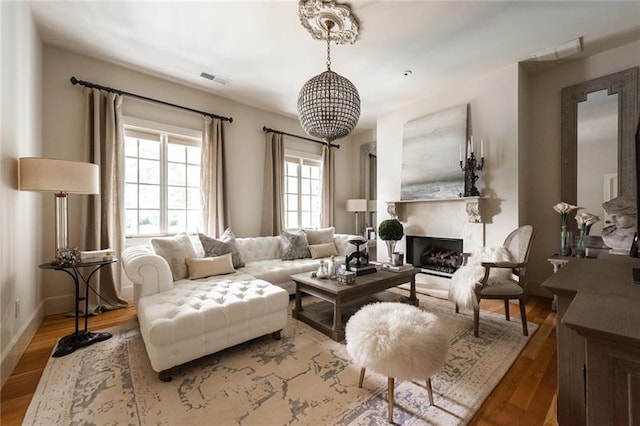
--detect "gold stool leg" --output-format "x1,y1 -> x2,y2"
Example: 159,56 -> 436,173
388,377 -> 394,423
358,367 -> 366,388
426,377 -> 434,406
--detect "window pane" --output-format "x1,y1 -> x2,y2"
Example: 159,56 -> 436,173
286,162 -> 298,176
301,212 -> 311,228
286,177 -> 298,192
125,183 -> 138,208
286,212 -> 298,229
301,195 -> 311,211
125,209 -> 138,236
139,184 -> 160,209
187,210 -> 201,233
168,210 -> 185,234
301,178 -> 311,195
168,186 -> 186,209
139,139 -> 160,159
187,188 -> 200,209
125,137 -> 137,157
139,159 -> 160,184
286,194 -> 298,211
168,143 -> 185,162
301,165 -> 311,178
187,146 -> 201,164
187,165 -> 200,187
168,162 -> 186,186
125,158 -> 138,183
311,166 -> 320,179
311,180 -> 321,195
139,210 -> 160,234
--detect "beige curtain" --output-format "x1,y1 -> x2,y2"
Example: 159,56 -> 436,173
82,88 -> 128,312
261,132 -> 284,236
320,144 -> 335,227
201,117 -> 228,237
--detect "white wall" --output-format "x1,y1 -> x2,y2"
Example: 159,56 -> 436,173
377,64 -> 521,262
0,2 -> 44,387
41,45 -> 356,314
524,40 -> 640,296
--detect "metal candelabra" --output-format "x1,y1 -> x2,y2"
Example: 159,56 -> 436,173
460,152 -> 485,197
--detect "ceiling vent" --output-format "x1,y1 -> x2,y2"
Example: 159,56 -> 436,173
531,37 -> 582,62
200,72 -> 230,85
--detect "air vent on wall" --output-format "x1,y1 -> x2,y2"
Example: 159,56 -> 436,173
200,72 -> 230,85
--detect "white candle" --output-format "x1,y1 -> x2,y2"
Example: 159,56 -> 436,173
467,140 -> 470,159
470,135 -> 474,154
459,144 -> 462,162
481,138 -> 484,158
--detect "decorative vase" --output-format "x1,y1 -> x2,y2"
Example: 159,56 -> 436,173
576,229 -> 586,258
559,224 -> 571,256
385,240 -> 396,263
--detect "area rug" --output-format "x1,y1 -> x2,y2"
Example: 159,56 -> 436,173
24,292 -> 537,425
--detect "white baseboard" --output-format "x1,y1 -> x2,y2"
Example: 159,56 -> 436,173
44,294 -> 75,316
1,301 -> 44,388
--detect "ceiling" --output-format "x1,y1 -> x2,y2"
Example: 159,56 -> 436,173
29,1 -> 640,133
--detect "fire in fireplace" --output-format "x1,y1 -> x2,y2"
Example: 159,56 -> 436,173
406,235 -> 464,277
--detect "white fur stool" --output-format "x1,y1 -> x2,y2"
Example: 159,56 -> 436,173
345,302 -> 449,423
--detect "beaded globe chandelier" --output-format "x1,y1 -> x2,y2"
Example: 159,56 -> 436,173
297,0 -> 360,143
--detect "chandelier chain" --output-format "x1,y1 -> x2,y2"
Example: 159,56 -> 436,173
326,36 -> 331,71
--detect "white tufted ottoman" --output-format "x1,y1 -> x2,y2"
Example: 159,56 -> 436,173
345,302 -> 449,423
137,277 -> 289,381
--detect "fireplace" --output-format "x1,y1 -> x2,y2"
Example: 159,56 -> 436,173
406,235 -> 463,277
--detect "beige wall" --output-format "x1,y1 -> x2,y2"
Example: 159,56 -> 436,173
0,2 -> 44,387
376,63 -> 521,262
524,39 -> 640,296
41,45 -> 356,313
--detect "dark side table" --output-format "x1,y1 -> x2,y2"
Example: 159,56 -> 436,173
39,259 -> 116,357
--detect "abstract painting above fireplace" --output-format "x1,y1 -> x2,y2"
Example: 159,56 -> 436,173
400,104 -> 467,200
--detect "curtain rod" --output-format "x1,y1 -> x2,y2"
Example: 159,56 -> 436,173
70,77 -> 233,123
262,126 -> 340,149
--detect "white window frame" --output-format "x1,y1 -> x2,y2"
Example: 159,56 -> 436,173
284,149 -> 322,230
123,117 -> 203,238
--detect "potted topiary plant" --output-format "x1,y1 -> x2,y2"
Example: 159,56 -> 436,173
378,218 -> 404,263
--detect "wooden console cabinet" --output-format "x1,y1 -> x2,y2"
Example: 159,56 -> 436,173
542,254 -> 640,425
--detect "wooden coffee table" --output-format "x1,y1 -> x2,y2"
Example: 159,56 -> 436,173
291,268 -> 419,341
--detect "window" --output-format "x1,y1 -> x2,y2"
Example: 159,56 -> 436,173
284,154 -> 322,229
124,126 -> 201,237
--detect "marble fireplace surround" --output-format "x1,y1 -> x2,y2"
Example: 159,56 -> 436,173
386,197 -> 486,298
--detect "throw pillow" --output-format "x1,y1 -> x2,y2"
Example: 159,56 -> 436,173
303,227 -> 335,245
198,228 -> 245,268
281,230 -> 311,260
186,253 -> 235,279
150,232 -> 198,281
309,242 -> 340,259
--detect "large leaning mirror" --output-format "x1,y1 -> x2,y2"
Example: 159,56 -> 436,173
561,67 -> 639,233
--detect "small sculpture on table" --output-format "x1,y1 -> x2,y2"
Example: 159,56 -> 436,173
345,239 -> 377,276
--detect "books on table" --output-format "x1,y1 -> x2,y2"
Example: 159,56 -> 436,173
380,263 -> 414,272
79,249 -> 115,263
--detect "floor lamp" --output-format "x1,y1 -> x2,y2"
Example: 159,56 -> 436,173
346,198 -> 368,236
19,157 -> 100,262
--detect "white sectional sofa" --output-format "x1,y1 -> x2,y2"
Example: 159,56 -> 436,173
122,231 -> 358,380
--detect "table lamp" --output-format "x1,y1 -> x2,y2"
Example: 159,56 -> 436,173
19,157 -> 100,261
346,198 -> 368,235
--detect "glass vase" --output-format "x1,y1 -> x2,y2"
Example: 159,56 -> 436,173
576,229 -> 586,258
559,225 -> 571,256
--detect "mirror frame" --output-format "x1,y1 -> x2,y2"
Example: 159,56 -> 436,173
561,67 -> 639,217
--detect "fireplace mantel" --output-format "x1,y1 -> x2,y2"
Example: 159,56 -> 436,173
386,197 -> 484,223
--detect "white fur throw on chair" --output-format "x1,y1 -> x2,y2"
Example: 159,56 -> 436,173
448,246 -> 514,309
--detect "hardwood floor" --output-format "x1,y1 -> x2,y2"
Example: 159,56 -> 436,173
1,296 -> 557,425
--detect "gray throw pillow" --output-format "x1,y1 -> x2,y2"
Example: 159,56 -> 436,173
281,230 -> 311,260
199,228 -> 245,268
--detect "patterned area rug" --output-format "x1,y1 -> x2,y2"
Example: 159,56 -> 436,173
24,292 -> 536,425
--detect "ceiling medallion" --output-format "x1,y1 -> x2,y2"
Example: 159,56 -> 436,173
298,0 -> 359,45
297,0 -> 361,143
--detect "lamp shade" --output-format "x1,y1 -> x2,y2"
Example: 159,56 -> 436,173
346,198 -> 368,212
19,157 -> 99,194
